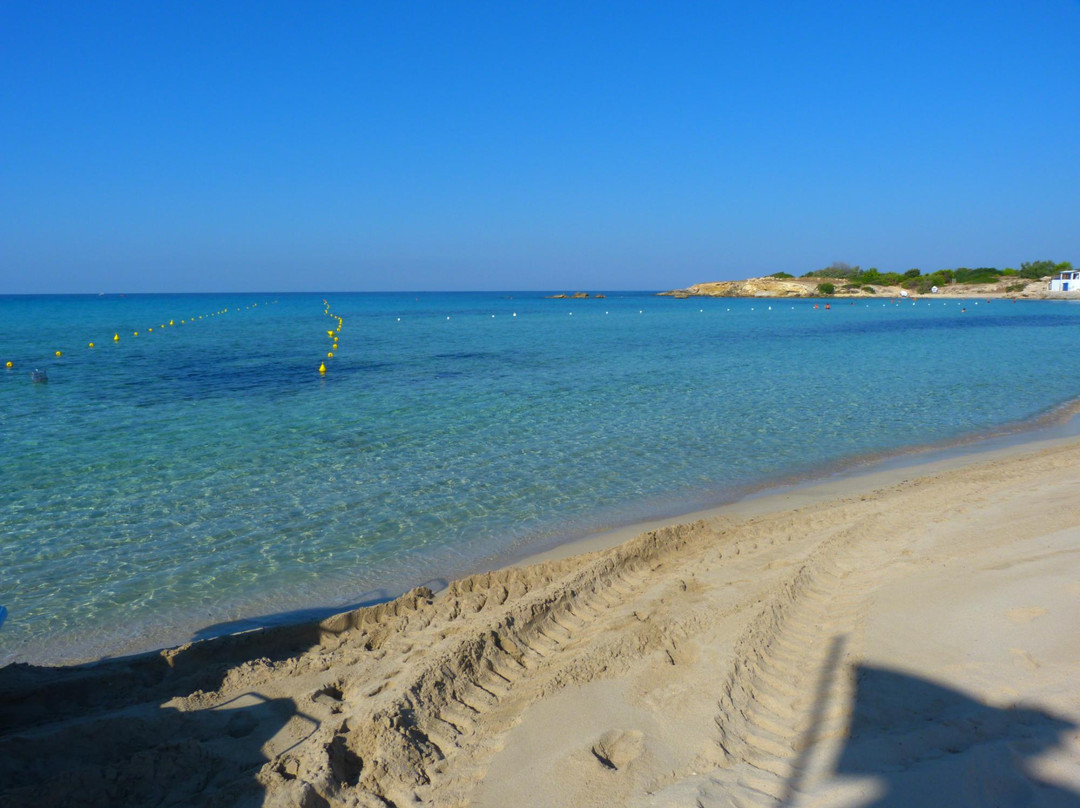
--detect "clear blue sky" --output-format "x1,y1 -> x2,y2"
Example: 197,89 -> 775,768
2,1 -> 1078,293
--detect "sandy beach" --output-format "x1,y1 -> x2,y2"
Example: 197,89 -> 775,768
3,436 -> 1080,807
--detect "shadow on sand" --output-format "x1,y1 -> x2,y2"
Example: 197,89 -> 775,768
783,638 -> 1080,808
0,618 -> 334,808
188,591 -> 397,644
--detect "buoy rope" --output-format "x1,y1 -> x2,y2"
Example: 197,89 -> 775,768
4,299 -> 278,373
319,298 -> 341,374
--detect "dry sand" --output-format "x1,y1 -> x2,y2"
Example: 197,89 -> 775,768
3,438 -> 1080,807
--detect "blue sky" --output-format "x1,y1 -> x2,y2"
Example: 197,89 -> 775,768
2,1 -> 1078,293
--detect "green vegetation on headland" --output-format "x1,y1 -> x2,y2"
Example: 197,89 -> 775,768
796,260 -> 1072,295
663,258 -> 1076,299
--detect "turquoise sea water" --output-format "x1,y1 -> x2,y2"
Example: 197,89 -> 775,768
3,291 -> 1080,666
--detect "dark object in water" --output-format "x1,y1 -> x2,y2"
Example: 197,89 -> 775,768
31,369 -> 48,383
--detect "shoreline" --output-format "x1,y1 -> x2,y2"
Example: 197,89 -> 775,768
3,419 -> 1079,806
508,397 -> 1080,569
12,396 -> 1080,669
514,426 -> 1080,570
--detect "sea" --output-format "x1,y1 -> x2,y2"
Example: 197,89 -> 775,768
3,291 -> 1080,667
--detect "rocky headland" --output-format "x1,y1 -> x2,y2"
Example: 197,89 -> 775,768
660,275 -> 1069,299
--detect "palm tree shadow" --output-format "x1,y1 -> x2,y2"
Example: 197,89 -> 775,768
831,664 -> 1080,807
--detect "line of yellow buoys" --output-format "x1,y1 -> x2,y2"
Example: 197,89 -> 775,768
319,299 -> 342,374
4,300 -> 277,376
5,297 -> 981,379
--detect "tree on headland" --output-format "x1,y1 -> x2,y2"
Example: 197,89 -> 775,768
793,259 -> 1073,294
1020,259 -> 1071,279
803,262 -> 859,279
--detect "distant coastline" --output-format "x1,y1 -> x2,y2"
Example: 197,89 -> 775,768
661,261 -> 1078,300
660,275 -> 1080,299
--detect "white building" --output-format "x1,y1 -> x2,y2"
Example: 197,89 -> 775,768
1049,270 -> 1080,292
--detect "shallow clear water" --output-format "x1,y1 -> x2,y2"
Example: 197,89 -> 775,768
2,292 -> 1080,665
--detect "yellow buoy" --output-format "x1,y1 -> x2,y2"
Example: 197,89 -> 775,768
327,351 -> 334,358
318,362 -> 327,374
148,327 -> 153,332
5,361 -> 12,369
113,333 -> 119,341
327,330 -> 334,337
88,342 -> 94,348
55,350 -> 62,357
169,320 -> 174,326
134,331 -> 138,336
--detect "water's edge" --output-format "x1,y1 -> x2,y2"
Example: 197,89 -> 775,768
497,396 -> 1080,566
40,395 -> 1080,671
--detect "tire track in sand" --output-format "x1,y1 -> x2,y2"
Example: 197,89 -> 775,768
690,516 -> 891,808
259,520 -> 717,808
